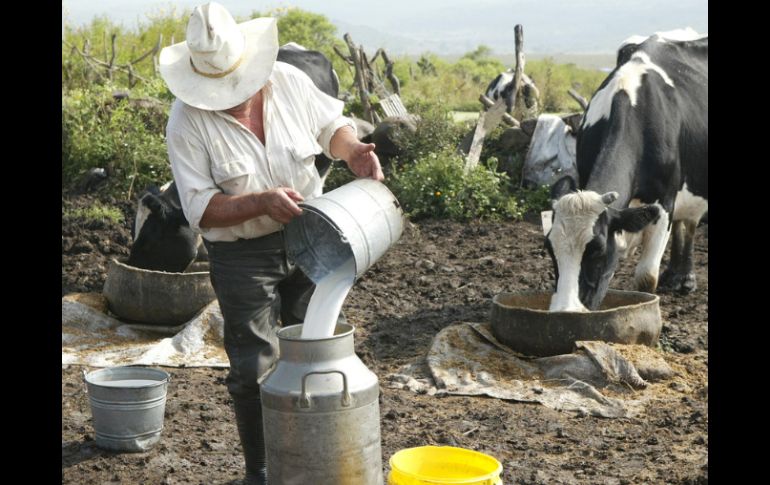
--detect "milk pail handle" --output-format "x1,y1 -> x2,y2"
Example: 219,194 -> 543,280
299,370 -> 351,408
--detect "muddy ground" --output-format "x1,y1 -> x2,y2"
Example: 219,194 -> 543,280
62,194 -> 708,484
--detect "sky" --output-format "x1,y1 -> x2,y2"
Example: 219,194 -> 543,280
62,0 -> 708,56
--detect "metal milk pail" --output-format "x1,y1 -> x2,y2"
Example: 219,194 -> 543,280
260,323 -> 383,484
284,178 -> 404,283
83,366 -> 170,452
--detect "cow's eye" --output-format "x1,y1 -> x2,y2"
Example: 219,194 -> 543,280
585,238 -> 605,255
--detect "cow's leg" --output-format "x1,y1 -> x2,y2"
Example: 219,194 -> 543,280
660,185 -> 707,293
660,220 -> 685,288
633,207 -> 671,293
659,219 -> 698,293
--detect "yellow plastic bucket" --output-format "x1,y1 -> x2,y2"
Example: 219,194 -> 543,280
388,445 -> 503,485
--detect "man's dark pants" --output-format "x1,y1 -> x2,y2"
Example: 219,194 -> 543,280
204,231 -> 345,399
204,231 -> 346,482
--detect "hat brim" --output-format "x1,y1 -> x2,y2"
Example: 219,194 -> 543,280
160,17 -> 279,111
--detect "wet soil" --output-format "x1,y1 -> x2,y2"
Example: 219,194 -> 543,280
62,195 -> 708,484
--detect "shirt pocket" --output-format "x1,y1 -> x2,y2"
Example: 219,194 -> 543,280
287,133 -> 323,163
209,138 -> 256,184
210,156 -> 255,185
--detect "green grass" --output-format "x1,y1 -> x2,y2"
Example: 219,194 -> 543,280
450,111 -> 481,123
63,203 -> 125,225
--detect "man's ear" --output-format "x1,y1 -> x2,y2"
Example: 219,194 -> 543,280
609,205 -> 661,233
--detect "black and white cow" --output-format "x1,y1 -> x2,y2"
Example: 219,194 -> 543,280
545,29 -> 708,312
129,181 -> 200,272
485,70 -> 540,115
128,45 -> 342,272
520,113 -> 582,189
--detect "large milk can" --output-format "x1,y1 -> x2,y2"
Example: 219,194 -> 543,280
260,323 -> 383,484
285,178 -> 404,283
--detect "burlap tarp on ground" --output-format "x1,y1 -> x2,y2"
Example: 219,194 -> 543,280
62,294 -> 229,368
386,322 -> 675,418
63,294 -> 676,417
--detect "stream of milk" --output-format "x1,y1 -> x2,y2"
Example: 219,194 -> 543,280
300,258 -> 356,339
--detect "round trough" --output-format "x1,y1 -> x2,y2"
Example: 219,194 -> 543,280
102,258 -> 216,325
490,289 -> 662,357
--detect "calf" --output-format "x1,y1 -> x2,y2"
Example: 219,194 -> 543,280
128,181 -> 200,272
545,29 -> 708,312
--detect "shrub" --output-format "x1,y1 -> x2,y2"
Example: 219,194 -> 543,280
323,161 -> 358,191
391,148 -> 520,221
515,185 -> 552,214
396,101 -> 467,167
61,82 -> 171,198
526,58 -> 606,113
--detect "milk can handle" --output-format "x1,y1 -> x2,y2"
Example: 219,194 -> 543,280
299,370 -> 351,408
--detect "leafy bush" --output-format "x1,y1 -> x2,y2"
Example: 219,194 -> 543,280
526,58 -> 606,113
391,148 -> 521,221
323,161 -> 358,192
515,185 -> 552,214
396,101 -> 467,166
397,53 -> 505,112
62,82 -> 171,198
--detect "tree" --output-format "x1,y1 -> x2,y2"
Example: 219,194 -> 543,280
250,8 -> 339,53
249,8 -> 352,92
462,45 -> 493,62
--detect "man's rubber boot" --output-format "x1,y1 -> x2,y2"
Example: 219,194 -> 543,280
232,397 -> 268,485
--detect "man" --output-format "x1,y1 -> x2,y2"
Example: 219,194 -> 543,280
159,3 -> 384,484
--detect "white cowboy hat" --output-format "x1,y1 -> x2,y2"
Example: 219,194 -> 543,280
159,2 -> 278,111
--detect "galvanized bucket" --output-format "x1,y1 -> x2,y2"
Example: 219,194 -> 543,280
285,179 -> 404,283
83,366 -> 170,452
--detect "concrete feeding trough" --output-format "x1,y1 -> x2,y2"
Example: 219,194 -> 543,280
490,289 -> 662,357
102,258 -> 216,325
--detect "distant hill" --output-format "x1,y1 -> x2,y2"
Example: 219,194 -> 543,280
328,0 -> 706,62
63,0 -> 706,67
332,20 -> 617,70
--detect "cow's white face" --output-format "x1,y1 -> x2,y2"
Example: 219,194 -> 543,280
521,114 -> 579,189
546,187 -> 660,312
546,191 -> 611,312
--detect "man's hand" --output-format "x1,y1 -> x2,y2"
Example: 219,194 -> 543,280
329,125 -> 385,181
346,142 -> 384,181
258,187 -> 304,224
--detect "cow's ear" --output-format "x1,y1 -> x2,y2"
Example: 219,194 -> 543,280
520,118 -> 537,137
550,175 -> 577,202
142,193 -> 165,215
562,113 -> 583,134
609,205 -> 661,234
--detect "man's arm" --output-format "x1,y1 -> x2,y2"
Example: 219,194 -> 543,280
167,114 -> 305,229
199,188 -> 304,227
328,125 -> 385,181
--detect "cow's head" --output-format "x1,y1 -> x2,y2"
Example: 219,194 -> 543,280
128,186 -> 199,273
545,177 -> 660,312
521,113 -> 582,189
485,71 -> 540,115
